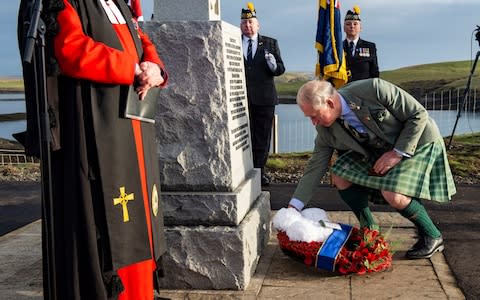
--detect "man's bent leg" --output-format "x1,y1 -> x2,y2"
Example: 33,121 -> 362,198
333,175 -> 377,229
382,191 -> 444,259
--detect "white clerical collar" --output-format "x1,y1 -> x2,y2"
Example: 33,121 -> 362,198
99,0 -> 126,24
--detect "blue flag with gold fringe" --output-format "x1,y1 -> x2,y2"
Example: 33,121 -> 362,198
315,0 -> 348,88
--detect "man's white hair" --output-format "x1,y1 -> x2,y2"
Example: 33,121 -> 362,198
296,80 -> 335,109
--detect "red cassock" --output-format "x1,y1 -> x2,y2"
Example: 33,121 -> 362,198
52,1 -> 167,299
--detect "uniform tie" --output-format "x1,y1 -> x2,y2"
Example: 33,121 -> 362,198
349,41 -> 355,56
247,39 -> 253,64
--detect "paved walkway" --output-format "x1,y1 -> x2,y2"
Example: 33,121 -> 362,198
0,212 -> 466,300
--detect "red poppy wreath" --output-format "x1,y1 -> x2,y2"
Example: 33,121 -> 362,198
272,208 -> 393,274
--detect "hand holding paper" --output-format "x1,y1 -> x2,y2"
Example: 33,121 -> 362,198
135,61 -> 165,100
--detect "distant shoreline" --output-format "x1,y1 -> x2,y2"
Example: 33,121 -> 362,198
0,113 -> 26,122
0,89 -> 24,94
0,78 -> 24,94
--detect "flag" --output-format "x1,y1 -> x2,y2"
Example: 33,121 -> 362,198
315,0 -> 348,88
129,0 -> 144,22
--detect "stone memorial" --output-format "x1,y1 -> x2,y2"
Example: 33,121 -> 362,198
143,0 -> 272,290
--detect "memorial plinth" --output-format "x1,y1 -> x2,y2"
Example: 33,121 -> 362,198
144,7 -> 271,289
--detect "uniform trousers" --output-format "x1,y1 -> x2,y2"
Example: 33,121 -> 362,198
248,104 -> 275,171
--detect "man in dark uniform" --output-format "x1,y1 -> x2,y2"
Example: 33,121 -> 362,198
17,0 -> 168,299
343,6 -> 379,82
241,2 -> 285,186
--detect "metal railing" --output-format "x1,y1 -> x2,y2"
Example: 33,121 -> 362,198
421,88 -> 478,111
0,149 -> 37,165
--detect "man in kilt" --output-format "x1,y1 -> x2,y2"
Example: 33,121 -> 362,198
289,78 -> 456,259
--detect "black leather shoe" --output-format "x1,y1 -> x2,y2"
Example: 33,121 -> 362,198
261,174 -> 270,186
406,235 -> 444,259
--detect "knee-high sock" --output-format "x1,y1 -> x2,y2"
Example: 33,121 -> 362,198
398,198 -> 441,238
338,185 -> 376,229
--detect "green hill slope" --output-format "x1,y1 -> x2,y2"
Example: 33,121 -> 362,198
381,60 -> 480,98
275,60 -> 480,97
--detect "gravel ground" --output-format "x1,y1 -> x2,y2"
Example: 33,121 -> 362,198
0,164 -> 41,182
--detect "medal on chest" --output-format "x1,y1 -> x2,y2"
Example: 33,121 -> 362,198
358,48 -> 370,57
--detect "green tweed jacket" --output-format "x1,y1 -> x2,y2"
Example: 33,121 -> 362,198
292,78 -> 443,204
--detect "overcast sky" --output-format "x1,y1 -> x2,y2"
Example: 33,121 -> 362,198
3,0 -> 479,76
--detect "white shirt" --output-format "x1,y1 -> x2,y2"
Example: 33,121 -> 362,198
242,34 -> 258,60
346,38 -> 359,55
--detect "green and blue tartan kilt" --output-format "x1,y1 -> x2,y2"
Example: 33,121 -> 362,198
331,139 -> 457,202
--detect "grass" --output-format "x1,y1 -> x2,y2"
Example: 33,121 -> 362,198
380,61 -> 480,98
446,133 -> 480,179
381,61 -> 479,90
267,152 -> 312,168
265,152 -> 313,178
448,132 -> 480,144
275,80 -> 307,97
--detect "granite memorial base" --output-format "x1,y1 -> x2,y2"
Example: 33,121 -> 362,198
159,191 -> 271,290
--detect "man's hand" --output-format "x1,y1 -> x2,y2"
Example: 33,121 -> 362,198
134,61 -> 165,100
264,51 -> 277,72
372,150 -> 403,175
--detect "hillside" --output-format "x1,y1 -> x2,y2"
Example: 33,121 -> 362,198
274,60 -> 480,97
381,60 -> 480,98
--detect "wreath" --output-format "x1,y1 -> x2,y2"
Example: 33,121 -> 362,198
273,208 -> 393,275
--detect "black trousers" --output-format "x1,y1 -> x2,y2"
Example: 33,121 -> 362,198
249,104 -> 275,171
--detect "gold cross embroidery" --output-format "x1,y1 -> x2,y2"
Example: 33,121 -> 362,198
113,187 -> 134,222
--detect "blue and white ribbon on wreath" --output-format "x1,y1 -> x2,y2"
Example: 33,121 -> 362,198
315,223 -> 353,271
